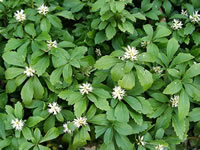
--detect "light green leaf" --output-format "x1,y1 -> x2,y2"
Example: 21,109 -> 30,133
136,65 -> 153,91
40,127 -> 59,143
114,102 -> 129,122
163,80 -> 182,95
172,114 -> 185,140
47,14 -> 63,29
5,67 -> 24,80
21,78 -> 34,105
40,18 -> 51,32
3,52 -> 25,67
14,102 -> 23,119
33,76 -> 44,99
4,38 -> 24,52
106,24 -> 116,40
189,108 -> 200,122
118,71 -> 135,90
178,90 -> 190,120
154,25 -> 171,39
183,63 -> 200,79
27,116 -> 44,127
25,23 -> 36,37
167,38 -> 179,60
95,56 -> 120,70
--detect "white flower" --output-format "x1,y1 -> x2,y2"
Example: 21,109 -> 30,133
123,46 -> 139,61
24,67 -> 36,77
47,40 -> 57,50
48,102 -> 61,115
38,4 -> 49,15
11,118 -> 24,131
170,95 -> 179,107
181,9 -> 188,16
14,9 -> 26,22
73,117 -> 87,128
155,144 -> 164,150
171,19 -> 183,30
95,48 -> 102,56
63,122 -> 72,134
112,86 -> 125,100
153,66 -> 163,74
141,41 -> 150,48
136,136 -> 146,146
189,11 -> 200,23
0,0 -> 3,2
79,83 -> 93,95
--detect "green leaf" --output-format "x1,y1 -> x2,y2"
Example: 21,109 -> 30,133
27,116 -> 44,127
105,24 -> 116,40
95,31 -> 107,44
36,32 -> 51,41
56,10 -> 74,20
63,64 -> 72,84
32,55 -> 50,76
114,122 -> 134,135
167,38 -> 179,60
178,90 -> 190,120
183,63 -> 200,79
192,32 -> 200,45
104,128 -> 113,144
154,25 -> 171,39
124,96 -> 142,113
95,98 -> 110,111
138,52 -> 156,62
40,127 -> 59,143
40,18 -> 51,32
50,67 -> 63,85
4,38 -> 24,51
47,14 -> 62,29
19,142 -> 34,150
118,72 -> 135,90
3,52 -> 25,67
14,102 -> 23,119
189,108 -> 200,122
0,119 -> 6,139
123,21 -> 134,34
5,67 -> 24,80
136,65 -> 153,91
184,23 -> 195,35
114,102 -> 129,122
95,56 -> 120,70
74,99 -> 87,117
25,23 -> 36,37
22,127 -> 32,140
111,63 -> 124,81
163,80 -> 182,95
172,114 -> 185,140
73,126 -> 90,147
115,133 -> 133,150
33,76 -> 44,99
21,78 -> 34,105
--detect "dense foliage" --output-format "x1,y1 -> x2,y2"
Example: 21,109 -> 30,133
0,0 -> 200,149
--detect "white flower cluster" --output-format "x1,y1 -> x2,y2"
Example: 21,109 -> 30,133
170,95 -> 179,107
48,102 -> 61,115
136,136 -> 146,146
63,121 -> 72,134
181,9 -> 188,16
11,118 -> 24,131
189,11 -> 200,23
79,83 -> 93,95
123,46 -> 139,61
73,117 -> 87,128
38,4 -> 49,15
153,66 -> 163,74
0,0 -> 3,2
112,86 -> 125,100
155,144 -> 164,150
24,67 -> 36,77
141,41 -> 150,48
171,19 -> 183,30
47,40 -> 57,50
95,48 -> 102,56
14,10 -> 26,22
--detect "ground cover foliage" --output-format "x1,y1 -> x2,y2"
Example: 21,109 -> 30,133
0,0 -> 200,149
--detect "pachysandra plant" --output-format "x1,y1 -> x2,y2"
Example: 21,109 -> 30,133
1,0 -> 200,150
